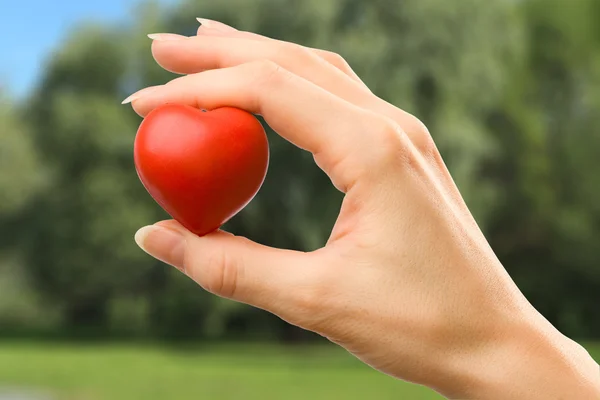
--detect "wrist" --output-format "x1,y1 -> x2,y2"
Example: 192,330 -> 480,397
446,307 -> 600,399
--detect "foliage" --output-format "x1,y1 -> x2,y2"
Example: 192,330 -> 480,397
0,0 -> 598,340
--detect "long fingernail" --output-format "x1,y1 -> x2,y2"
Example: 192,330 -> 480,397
196,18 -> 237,33
121,85 -> 161,105
147,33 -> 187,41
135,226 -> 186,271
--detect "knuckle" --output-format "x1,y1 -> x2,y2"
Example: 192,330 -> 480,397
416,134 -> 439,160
410,116 -> 431,138
389,108 -> 437,157
371,116 -> 411,164
407,117 -> 437,155
248,59 -> 286,87
201,249 -> 240,299
323,51 -> 349,70
276,43 -> 314,64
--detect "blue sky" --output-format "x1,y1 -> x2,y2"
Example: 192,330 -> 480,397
1,0 -> 175,97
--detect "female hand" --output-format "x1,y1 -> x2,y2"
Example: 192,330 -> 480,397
124,19 -> 600,399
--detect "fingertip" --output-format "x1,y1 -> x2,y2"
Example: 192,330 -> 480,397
196,18 -> 238,34
121,85 -> 162,108
147,33 -> 188,41
129,93 -> 163,117
150,39 -> 198,75
134,226 -> 154,250
130,99 -> 149,117
121,95 -> 136,105
134,225 -> 186,271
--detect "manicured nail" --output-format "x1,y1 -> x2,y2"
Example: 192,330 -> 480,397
121,85 -> 161,105
147,33 -> 187,41
135,226 -> 186,271
196,18 -> 237,33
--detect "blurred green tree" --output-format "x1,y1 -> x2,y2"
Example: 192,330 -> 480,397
0,93 -> 43,224
17,27 -> 166,333
0,92 -> 52,332
487,0 -> 600,337
2,0 -> 598,340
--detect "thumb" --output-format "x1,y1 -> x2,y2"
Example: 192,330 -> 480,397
134,220 -> 326,319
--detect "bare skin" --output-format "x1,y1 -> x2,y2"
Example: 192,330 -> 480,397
124,18 -> 600,399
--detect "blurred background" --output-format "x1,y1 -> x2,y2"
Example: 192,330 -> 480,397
1,0 -> 599,398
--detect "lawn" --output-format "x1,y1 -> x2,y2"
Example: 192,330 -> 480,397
0,341 -> 441,400
0,341 -> 597,399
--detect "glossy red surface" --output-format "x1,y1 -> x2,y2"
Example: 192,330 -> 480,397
134,104 -> 269,236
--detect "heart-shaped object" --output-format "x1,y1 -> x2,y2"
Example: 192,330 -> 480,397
134,104 -> 269,236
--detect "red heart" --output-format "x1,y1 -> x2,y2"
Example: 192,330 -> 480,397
134,104 -> 269,236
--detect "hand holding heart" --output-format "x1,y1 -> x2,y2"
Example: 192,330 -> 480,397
124,19 -> 600,399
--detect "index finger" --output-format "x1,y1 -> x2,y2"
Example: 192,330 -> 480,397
127,61 -> 387,191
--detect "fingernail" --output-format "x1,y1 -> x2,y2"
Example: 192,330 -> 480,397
196,18 -> 237,33
147,33 -> 187,41
121,85 -> 161,105
135,226 -> 186,271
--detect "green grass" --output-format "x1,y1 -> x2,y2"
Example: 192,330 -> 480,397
0,341 -> 598,400
0,341 -> 442,400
